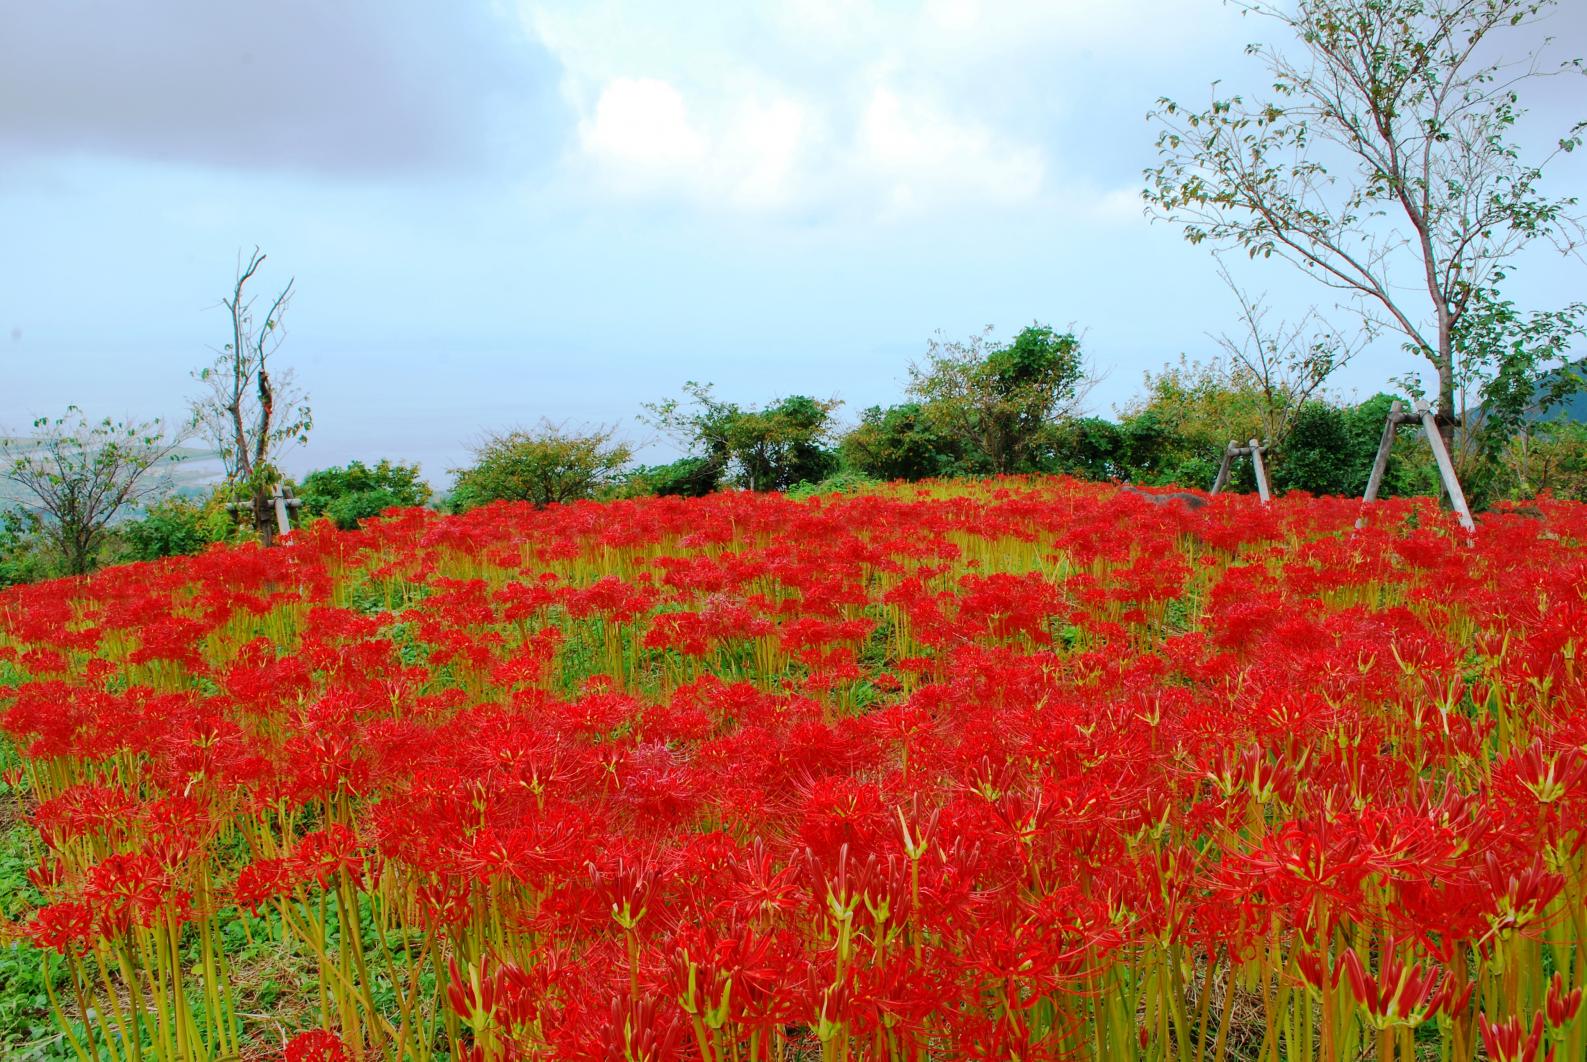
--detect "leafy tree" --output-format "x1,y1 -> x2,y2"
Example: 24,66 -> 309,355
191,248 -> 312,546
1110,357 -> 1271,488
908,324 -> 1089,474
1146,0 -> 1587,453
451,423 -> 632,511
0,409 -> 186,575
643,384 -> 841,492
840,403 -> 972,482
297,460 -> 433,530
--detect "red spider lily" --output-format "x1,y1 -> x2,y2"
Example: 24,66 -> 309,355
3,478 -> 1587,1059
1546,971 -> 1582,1028
1334,943 -> 1464,1028
1479,1011 -> 1554,1062
24,900 -> 95,955
281,1028 -> 349,1062
234,857 -> 295,914
289,824 -> 365,888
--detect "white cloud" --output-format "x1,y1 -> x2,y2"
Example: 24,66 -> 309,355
857,86 -> 1044,209
580,78 -> 704,172
519,0 -> 1236,217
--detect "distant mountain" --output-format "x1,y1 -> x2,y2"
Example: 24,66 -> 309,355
1537,378 -> 1587,424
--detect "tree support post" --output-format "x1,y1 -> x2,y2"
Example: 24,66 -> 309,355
1415,400 -> 1475,533
1356,400 -> 1475,533
1209,439 -> 1272,502
227,483 -> 301,540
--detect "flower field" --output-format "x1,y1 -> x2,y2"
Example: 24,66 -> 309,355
1,479 -> 1585,1062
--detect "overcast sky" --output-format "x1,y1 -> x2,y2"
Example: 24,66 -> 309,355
3,1 -> 1584,484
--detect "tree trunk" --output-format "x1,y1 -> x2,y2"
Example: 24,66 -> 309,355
1437,341 -> 1457,457
252,490 -> 276,548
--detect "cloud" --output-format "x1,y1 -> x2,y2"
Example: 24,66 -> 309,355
580,79 -> 707,174
520,0 -> 1238,218
0,0 -> 561,175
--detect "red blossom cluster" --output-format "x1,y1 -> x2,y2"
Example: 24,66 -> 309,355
1,479 -> 1584,1061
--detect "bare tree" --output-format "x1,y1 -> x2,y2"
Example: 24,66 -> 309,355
0,408 -> 186,575
192,249 -> 311,545
1146,0 -> 1586,453
1209,258 -> 1368,447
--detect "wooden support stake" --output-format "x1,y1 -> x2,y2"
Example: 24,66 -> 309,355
1249,439 -> 1271,504
1416,400 -> 1475,533
1359,400 -> 1404,517
272,485 -> 292,537
1357,399 -> 1476,534
1210,441 -> 1237,495
1209,439 -> 1270,503
226,484 -> 302,538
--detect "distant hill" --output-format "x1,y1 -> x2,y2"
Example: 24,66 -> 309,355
1537,380 -> 1587,425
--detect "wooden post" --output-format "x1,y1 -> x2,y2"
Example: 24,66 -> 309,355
272,484 -> 292,537
1356,400 -> 1475,534
227,484 -> 302,540
1210,440 -> 1270,502
1360,400 -> 1404,513
1416,400 -> 1475,533
1249,439 -> 1271,504
1210,441 -> 1237,495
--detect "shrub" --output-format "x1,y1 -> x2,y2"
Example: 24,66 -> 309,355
297,460 -> 432,530
785,470 -> 881,499
840,403 -> 972,482
120,496 -> 231,561
450,423 -> 633,511
0,509 -> 53,587
615,456 -> 725,499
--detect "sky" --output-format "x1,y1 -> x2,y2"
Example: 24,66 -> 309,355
3,0 -> 1584,487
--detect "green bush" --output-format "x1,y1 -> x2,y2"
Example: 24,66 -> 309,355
120,496 -> 231,561
643,384 -> 842,493
616,456 -> 725,499
450,424 -> 632,511
840,403 -> 973,482
297,460 -> 433,530
0,510 -> 52,588
786,470 -> 882,499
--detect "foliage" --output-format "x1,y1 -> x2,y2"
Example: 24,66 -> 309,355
2,481 -> 1585,1060
450,422 -> 633,510
839,402 -> 974,482
0,510 -> 54,589
1146,0 -> 1587,438
0,408 -> 186,575
119,495 -> 233,562
191,248 -> 312,546
1494,419 -> 1587,502
643,383 -> 841,492
297,460 -> 433,530
784,469 -> 881,499
1455,290 -> 1587,461
1266,398 -> 1409,498
1108,357 -> 1272,489
614,456 -> 725,499
908,324 -> 1088,474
